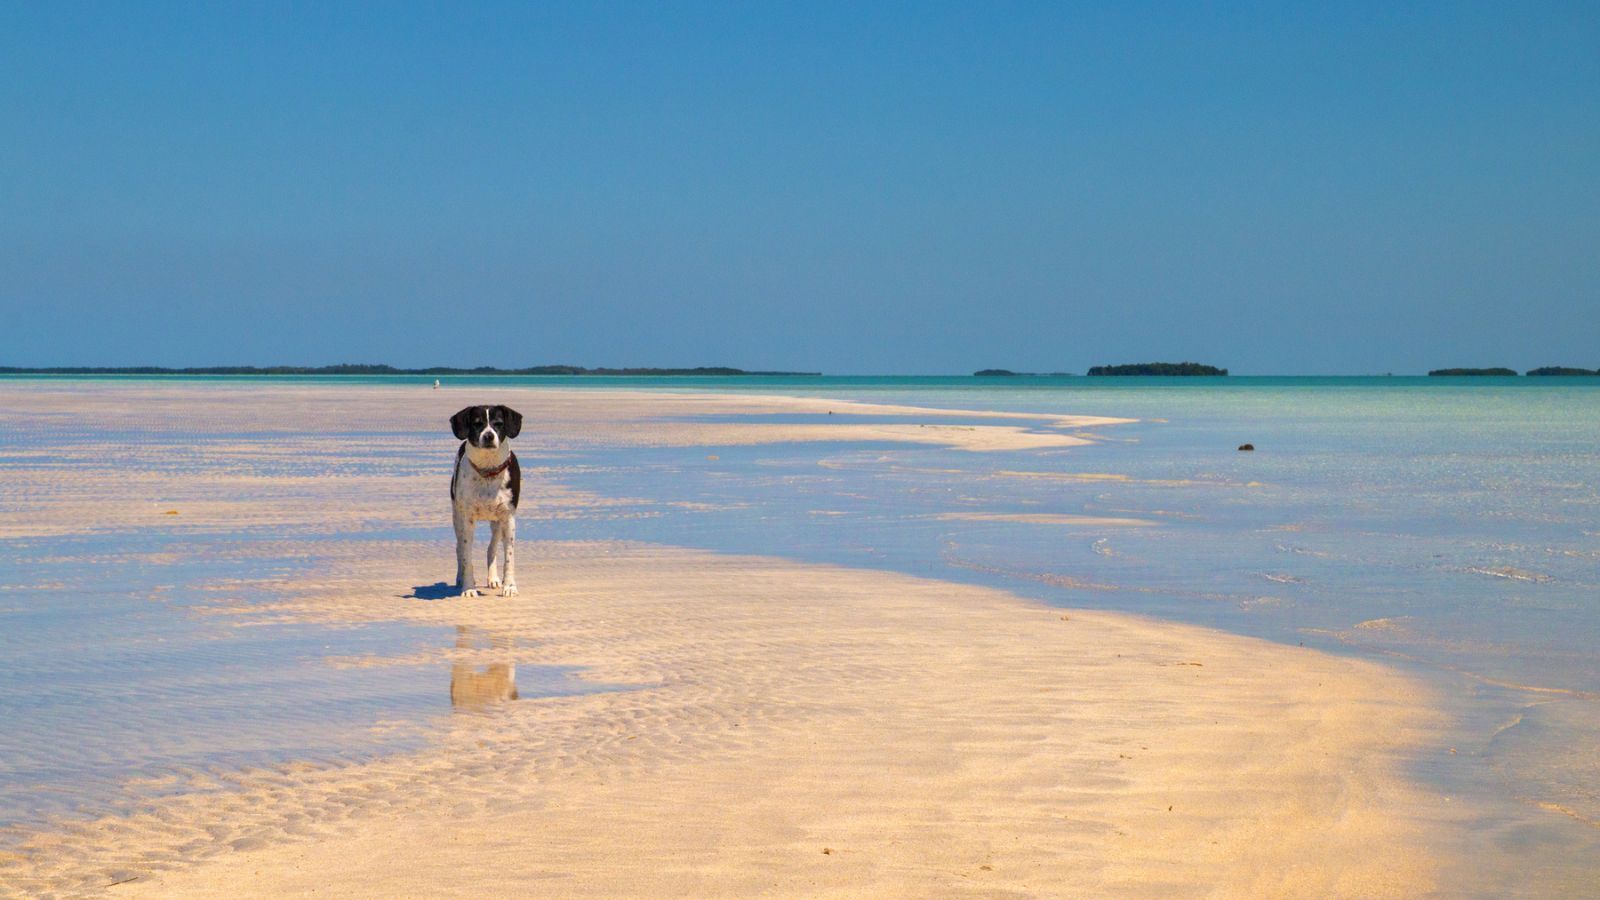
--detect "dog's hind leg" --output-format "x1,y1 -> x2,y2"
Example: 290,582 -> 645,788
500,517 -> 517,596
486,521 -> 505,590
455,514 -> 480,597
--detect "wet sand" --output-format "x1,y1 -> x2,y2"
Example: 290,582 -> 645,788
0,383 -> 1451,895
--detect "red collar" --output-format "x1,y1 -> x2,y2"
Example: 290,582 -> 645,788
470,453 -> 513,479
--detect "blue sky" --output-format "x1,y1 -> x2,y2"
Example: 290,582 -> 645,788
3,2 -> 1596,374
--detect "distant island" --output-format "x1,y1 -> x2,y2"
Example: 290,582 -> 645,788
0,364 -> 821,377
1428,367 -> 1599,376
1526,366 -> 1598,376
1086,362 -> 1228,376
973,369 -> 1076,377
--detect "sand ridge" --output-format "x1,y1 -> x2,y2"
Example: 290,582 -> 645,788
0,381 -> 1129,461
933,511 -> 1159,527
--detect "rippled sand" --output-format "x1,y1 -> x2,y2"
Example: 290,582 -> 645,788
0,383 -> 1452,896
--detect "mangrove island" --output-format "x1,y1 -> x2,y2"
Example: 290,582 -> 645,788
1086,362 -> 1228,376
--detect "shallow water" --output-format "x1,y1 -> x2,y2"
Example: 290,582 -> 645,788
0,532 -> 436,844
0,414 -> 604,857
1,376 -> 1597,894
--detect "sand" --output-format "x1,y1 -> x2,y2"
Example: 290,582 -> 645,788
7,542 -> 1445,897
0,383 -> 1450,896
933,511 -> 1159,527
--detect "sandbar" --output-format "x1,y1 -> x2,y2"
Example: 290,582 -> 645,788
0,383 -> 1450,896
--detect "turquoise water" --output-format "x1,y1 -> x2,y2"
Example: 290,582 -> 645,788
2,375 -> 1597,894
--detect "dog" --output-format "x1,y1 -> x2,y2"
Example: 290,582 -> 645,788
449,405 -> 523,596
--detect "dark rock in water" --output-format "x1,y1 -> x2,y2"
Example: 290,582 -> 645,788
1237,443 -> 1255,451
1427,367 -> 1517,376
974,369 -> 1020,376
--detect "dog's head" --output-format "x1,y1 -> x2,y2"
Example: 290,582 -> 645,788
450,405 -> 523,449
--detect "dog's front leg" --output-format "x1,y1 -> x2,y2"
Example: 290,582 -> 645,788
455,513 -> 480,597
500,516 -> 517,596
486,521 -> 504,590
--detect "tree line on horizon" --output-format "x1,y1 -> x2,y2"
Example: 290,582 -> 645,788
5,362 -> 1597,378
0,363 -> 821,377
1428,367 -> 1600,376
976,362 -> 1229,376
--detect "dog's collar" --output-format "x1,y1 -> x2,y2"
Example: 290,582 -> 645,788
470,453 -> 514,479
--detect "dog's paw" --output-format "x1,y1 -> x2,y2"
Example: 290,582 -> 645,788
461,587 -> 483,598
501,583 -> 518,597
486,577 -> 503,590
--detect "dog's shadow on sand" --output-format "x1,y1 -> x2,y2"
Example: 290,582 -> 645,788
407,582 -> 458,601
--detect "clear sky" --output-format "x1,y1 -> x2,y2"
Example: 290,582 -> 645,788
3,2 -> 1596,374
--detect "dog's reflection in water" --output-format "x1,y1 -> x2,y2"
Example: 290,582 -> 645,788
449,626 -> 519,709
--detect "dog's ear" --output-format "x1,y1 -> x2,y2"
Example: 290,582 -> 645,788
449,408 -> 472,440
497,405 -> 523,439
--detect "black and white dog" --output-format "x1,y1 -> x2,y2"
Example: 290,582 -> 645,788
449,405 -> 523,596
